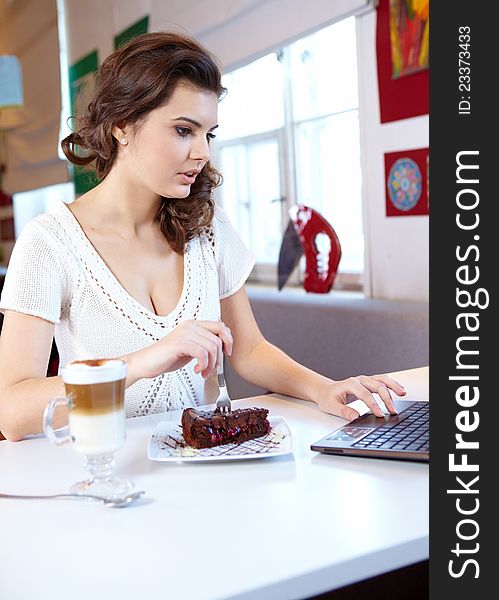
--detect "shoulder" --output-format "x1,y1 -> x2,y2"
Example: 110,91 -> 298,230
16,202 -> 72,253
9,203 -> 77,279
212,204 -> 231,225
199,204 -> 229,250
204,205 -> 255,298
0,204 -> 74,322
209,204 -> 237,244
199,205 -> 231,258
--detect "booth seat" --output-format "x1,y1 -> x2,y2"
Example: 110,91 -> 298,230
224,287 -> 429,400
0,280 -> 429,441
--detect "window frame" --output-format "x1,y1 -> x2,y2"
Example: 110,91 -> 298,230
213,27 -> 364,292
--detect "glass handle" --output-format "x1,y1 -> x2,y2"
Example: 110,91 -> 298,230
42,397 -> 72,446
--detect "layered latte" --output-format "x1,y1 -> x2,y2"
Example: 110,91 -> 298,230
63,359 -> 127,456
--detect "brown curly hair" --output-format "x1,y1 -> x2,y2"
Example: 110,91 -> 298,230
61,31 -> 226,253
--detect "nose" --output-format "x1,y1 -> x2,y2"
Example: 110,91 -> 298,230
190,136 -> 211,164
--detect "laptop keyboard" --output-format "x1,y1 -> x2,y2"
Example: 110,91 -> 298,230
352,402 -> 429,453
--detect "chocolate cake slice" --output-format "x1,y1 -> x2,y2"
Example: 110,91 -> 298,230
181,407 -> 271,449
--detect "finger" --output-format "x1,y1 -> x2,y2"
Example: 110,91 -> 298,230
360,377 -> 398,414
194,329 -> 222,373
185,338 -> 214,378
213,332 -> 223,370
215,323 -> 232,358
223,325 -> 233,356
190,345 -> 209,375
372,375 -> 406,396
349,380 -> 384,417
196,321 -> 233,356
200,340 -> 218,378
320,398 -> 360,421
217,336 -> 223,369
338,404 -> 360,421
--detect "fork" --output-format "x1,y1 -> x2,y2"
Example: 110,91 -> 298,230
215,359 -> 232,413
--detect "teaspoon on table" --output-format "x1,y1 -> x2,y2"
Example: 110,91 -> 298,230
0,490 -> 145,508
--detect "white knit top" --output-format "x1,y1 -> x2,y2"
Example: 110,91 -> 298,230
0,201 -> 255,417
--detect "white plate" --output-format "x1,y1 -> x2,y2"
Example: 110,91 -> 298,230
147,416 -> 293,462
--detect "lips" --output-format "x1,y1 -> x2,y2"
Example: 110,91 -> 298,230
177,169 -> 200,185
178,173 -> 196,184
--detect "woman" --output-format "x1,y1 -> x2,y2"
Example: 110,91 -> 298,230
0,31 -> 405,441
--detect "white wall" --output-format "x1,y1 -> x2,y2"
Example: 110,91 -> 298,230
357,11 -> 429,302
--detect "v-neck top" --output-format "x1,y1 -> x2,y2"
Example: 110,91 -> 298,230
0,201 -> 255,416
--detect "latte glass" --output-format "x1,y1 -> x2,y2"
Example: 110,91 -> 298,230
43,359 -> 134,498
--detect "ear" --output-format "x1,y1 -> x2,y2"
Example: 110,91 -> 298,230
112,121 -> 128,143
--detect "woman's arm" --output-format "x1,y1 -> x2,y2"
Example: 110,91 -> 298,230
0,310 -> 65,441
221,288 -> 406,420
0,311 -> 233,441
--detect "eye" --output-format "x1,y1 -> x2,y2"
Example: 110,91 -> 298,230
176,126 -> 191,137
207,132 -> 217,141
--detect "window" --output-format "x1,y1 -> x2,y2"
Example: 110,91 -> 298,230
214,17 -> 363,288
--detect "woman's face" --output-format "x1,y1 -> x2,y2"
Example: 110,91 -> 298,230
121,81 -> 219,199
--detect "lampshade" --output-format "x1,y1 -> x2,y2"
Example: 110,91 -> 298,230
0,55 -> 23,109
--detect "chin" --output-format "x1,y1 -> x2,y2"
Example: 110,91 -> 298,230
175,185 -> 192,198
159,186 -> 191,199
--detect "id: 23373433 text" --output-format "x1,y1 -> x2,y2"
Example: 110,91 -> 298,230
458,26 -> 471,115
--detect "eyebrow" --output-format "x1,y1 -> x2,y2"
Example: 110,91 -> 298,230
172,117 -> 219,131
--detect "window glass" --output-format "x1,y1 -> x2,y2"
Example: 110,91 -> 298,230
295,111 -> 364,273
219,138 -> 282,264
290,18 -> 359,121
218,54 -> 284,140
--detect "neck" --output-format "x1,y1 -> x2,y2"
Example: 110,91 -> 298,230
90,164 -> 162,232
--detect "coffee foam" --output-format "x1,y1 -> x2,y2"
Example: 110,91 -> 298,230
63,359 -> 127,385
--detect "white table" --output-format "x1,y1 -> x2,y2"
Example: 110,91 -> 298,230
0,367 -> 428,600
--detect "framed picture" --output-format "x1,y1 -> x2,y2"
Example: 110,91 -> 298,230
376,0 -> 429,122
390,0 -> 429,79
385,147 -> 429,217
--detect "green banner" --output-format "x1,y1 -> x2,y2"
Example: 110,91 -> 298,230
114,16 -> 149,49
68,50 -> 99,195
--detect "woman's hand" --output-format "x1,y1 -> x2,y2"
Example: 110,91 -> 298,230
312,374 -> 406,421
124,320 -> 233,385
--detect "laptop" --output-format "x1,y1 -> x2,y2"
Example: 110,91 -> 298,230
310,399 -> 429,462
